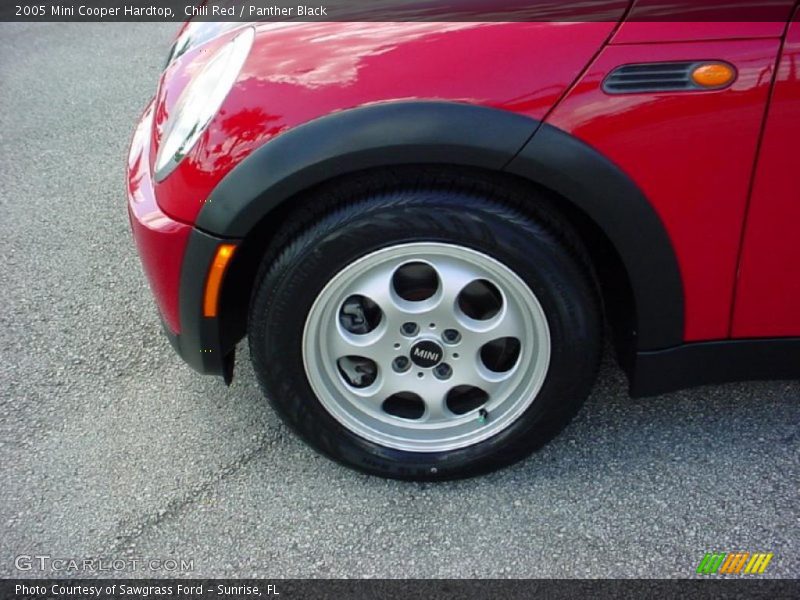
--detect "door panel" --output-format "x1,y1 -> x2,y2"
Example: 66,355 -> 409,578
732,14 -> 800,337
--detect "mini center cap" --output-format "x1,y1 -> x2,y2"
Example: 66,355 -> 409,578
410,340 -> 444,368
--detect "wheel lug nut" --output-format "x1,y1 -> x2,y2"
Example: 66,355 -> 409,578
401,322 -> 419,337
442,329 -> 461,344
392,356 -> 411,373
433,363 -> 452,380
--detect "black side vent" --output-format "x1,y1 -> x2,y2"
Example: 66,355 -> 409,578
603,62 -> 702,94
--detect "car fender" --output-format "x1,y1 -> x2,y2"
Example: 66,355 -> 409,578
195,101 -> 683,352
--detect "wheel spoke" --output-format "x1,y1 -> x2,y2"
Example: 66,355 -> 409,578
422,392 -> 451,423
487,306 -> 523,340
329,328 -> 394,366
349,263 -> 398,316
453,307 -> 519,359
435,259 -> 484,314
376,372 -> 412,401
329,329 -> 366,357
459,362 -> 509,396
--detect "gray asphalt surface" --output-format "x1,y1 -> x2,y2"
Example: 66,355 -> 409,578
1,22 -> 798,579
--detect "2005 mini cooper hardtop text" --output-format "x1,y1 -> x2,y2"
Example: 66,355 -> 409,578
128,3 -> 800,479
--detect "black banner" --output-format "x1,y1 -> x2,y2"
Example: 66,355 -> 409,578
1,0 -> 798,22
3,579 -> 800,600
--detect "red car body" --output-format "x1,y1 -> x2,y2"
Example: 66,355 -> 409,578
128,1 -> 800,397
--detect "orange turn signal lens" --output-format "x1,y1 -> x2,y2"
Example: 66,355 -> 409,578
203,243 -> 237,318
691,63 -> 736,89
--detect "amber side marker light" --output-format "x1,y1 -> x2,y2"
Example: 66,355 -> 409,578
203,243 -> 237,318
691,63 -> 737,89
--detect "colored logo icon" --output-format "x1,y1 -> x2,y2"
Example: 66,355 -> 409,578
696,552 -> 773,575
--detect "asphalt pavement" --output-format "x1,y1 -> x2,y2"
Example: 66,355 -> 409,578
0,22 -> 798,579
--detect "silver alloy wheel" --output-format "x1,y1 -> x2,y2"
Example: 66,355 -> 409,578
302,242 -> 551,453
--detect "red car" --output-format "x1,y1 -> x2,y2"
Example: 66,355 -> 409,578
127,3 -> 800,479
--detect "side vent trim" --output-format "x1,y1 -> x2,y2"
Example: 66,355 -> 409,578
603,61 -> 736,94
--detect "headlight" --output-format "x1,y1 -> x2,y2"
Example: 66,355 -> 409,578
155,27 -> 255,181
165,21 -> 246,68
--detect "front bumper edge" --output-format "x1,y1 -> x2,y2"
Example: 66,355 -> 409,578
174,228 -> 239,383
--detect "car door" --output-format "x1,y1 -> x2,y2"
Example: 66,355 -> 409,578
732,7 -> 800,338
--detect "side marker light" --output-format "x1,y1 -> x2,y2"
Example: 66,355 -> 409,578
691,63 -> 737,89
203,243 -> 237,318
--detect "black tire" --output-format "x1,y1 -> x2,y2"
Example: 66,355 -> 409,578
248,174 -> 602,480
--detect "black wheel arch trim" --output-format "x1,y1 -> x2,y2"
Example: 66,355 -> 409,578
196,101 -> 540,237
193,100 -> 684,354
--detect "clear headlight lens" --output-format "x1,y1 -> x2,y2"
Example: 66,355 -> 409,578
166,21 -> 246,68
155,27 -> 254,180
